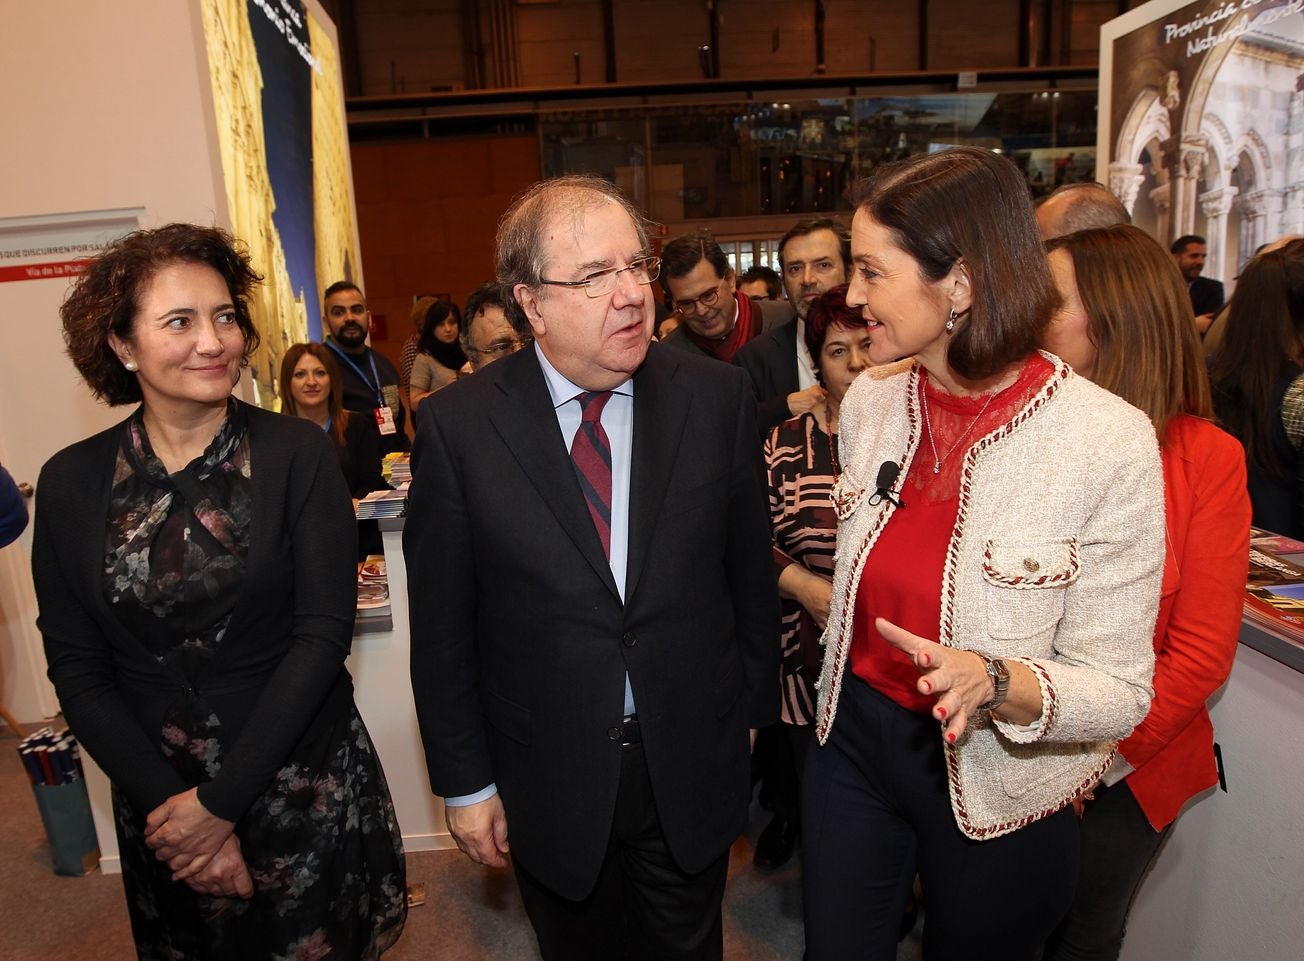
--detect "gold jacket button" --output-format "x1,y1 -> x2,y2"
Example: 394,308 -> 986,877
1023,558 -> 1041,573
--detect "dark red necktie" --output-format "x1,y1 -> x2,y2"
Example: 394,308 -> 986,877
570,391 -> 614,557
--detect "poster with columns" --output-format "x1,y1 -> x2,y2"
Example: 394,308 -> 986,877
1099,0 -> 1303,291
199,0 -> 360,410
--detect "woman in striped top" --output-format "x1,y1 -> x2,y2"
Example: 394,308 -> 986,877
757,284 -> 872,867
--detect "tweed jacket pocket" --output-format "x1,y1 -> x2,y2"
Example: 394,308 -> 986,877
995,738 -> 1105,801
981,538 -> 1080,641
830,470 -> 869,521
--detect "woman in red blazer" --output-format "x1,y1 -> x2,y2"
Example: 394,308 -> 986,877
1041,225 -> 1251,960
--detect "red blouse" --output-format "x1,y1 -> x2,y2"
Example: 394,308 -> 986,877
850,355 -> 1055,712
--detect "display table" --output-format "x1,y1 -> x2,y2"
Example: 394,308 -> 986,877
345,520 -> 452,853
83,520 -> 452,873
1120,621 -> 1304,961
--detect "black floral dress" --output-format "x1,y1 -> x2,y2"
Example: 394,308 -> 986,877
104,404 -> 406,961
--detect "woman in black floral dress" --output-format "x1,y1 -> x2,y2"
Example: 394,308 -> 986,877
33,224 -> 406,960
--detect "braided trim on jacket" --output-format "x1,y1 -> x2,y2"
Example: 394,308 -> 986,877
936,358 -> 1085,836
981,539 -> 1081,588
938,355 -> 1068,649
815,364 -> 921,744
946,736 -> 1115,840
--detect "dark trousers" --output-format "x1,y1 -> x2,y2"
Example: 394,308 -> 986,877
1043,780 -> 1174,961
770,722 -> 815,825
513,743 -> 729,961
802,677 -> 1080,961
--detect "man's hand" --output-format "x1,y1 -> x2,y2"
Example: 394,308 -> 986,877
144,787 -> 235,878
446,794 -> 510,868
787,385 -> 826,417
1195,312 -> 1215,334
183,833 -> 254,899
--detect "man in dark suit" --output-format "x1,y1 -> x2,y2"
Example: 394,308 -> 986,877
405,175 -> 779,961
1172,234 -> 1224,334
734,218 -> 851,438
659,233 -> 792,363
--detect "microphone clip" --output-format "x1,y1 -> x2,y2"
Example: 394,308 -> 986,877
867,460 -> 905,510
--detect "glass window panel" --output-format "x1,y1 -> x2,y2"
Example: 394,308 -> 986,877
539,114 -> 649,209
538,89 -> 1098,218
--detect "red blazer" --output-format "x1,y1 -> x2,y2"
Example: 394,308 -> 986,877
1121,414 -> 1250,830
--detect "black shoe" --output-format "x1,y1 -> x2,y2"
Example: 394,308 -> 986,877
753,814 -> 799,870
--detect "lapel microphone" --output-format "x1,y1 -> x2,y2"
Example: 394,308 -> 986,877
869,460 -> 905,509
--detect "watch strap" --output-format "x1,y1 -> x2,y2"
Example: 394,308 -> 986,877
975,652 -> 1010,713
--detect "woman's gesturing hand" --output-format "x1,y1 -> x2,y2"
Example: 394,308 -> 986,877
876,617 -> 996,742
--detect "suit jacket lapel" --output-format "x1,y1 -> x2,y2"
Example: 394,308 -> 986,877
626,345 -> 691,605
489,350 -> 622,600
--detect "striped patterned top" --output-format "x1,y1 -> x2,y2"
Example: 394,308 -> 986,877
764,411 -> 838,726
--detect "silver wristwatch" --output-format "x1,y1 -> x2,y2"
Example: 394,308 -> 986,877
975,652 -> 1010,713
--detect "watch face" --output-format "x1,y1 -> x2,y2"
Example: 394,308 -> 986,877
978,654 -> 1009,711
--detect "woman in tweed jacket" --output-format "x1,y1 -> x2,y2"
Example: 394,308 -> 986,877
801,148 -> 1165,961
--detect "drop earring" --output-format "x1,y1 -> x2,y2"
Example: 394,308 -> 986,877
945,306 -> 956,334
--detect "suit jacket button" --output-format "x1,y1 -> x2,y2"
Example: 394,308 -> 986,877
607,726 -> 622,741
622,631 -> 637,648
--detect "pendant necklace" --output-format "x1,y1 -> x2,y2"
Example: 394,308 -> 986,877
822,402 -> 841,477
920,377 -> 999,475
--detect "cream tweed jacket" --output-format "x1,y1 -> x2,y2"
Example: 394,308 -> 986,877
816,353 -> 1164,840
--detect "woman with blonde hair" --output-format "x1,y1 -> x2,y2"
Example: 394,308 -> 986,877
1041,224 -> 1250,961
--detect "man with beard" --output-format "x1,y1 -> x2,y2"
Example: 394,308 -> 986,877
734,218 -> 850,437
406,175 -> 778,960
1171,235 -> 1224,334
322,281 -> 408,453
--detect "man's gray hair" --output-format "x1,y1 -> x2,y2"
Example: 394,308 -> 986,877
1037,182 -> 1131,237
496,174 -> 651,292
494,175 -> 651,337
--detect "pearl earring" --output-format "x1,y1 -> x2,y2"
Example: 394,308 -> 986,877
945,306 -> 957,333
124,360 -> 138,372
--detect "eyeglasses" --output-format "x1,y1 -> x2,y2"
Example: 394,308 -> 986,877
540,257 -> 661,299
671,281 -> 724,315
467,337 -> 529,360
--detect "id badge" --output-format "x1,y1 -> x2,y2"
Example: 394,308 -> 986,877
381,384 -> 402,420
375,405 -> 397,435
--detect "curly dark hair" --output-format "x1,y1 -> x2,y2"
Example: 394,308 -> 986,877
803,284 -> 868,384
60,223 -> 263,405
